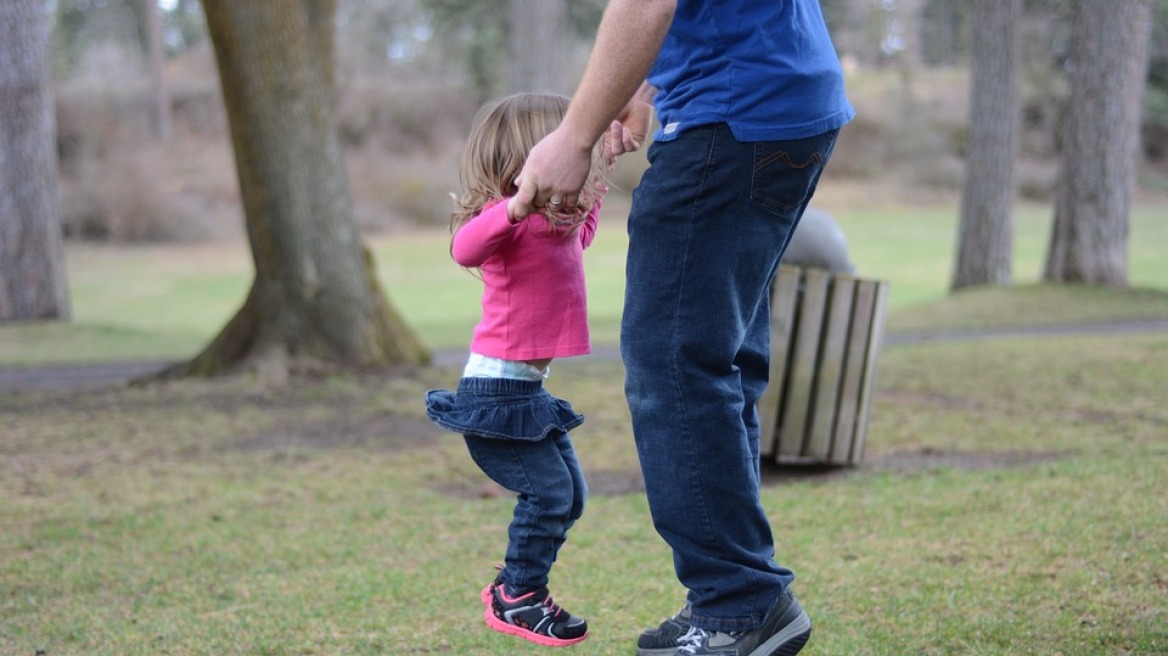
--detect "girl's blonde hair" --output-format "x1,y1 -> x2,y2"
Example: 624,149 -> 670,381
450,92 -> 605,237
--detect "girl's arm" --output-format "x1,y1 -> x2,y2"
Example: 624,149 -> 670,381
578,187 -> 605,250
451,201 -> 521,267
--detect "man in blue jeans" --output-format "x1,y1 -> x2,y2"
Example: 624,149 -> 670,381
510,1 -> 854,654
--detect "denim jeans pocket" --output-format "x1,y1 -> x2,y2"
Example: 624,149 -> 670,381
750,130 -> 839,216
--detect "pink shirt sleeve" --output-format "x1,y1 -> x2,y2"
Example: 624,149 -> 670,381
578,196 -> 602,249
454,192 -> 604,266
451,201 -> 521,268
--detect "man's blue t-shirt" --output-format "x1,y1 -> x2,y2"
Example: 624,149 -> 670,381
648,0 -> 855,142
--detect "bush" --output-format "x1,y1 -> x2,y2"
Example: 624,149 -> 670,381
59,145 -> 209,242
55,64 -> 212,243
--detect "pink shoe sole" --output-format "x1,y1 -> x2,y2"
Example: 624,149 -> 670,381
482,606 -> 589,647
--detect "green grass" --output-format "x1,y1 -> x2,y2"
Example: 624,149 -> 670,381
0,243 -> 251,365
2,334 -> 1167,654
836,202 -> 1168,312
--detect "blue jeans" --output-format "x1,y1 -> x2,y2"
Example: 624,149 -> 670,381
621,124 -> 839,632
464,431 -> 586,593
425,377 -> 587,593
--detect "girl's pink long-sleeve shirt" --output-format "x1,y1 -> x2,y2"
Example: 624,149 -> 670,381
452,198 -> 600,362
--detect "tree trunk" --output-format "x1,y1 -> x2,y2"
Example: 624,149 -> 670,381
170,0 -> 428,378
888,0 -> 924,103
143,0 -> 172,141
0,0 -> 70,321
507,0 -> 569,95
1044,0 -> 1153,287
951,0 -> 1021,290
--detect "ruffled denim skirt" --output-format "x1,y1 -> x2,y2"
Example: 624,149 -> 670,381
425,376 -> 584,441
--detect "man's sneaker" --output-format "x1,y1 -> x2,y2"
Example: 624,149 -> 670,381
673,589 -> 811,656
480,575 -> 589,647
637,603 -> 693,655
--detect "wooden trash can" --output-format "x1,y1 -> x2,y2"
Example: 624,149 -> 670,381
758,266 -> 889,467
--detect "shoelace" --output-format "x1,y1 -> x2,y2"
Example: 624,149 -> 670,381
677,626 -> 709,654
532,595 -> 574,637
678,625 -> 747,654
540,595 -> 564,618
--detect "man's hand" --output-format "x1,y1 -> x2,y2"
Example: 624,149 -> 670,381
509,126 -> 594,222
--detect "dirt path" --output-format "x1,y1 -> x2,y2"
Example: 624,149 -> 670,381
2,318 -> 1166,392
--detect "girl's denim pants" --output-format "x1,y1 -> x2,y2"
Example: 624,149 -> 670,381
621,123 -> 839,632
425,376 -> 587,593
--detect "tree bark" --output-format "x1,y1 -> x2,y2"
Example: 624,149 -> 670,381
1044,0 -> 1153,287
0,0 -> 70,321
951,0 -> 1021,290
143,0 -> 172,141
170,0 -> 428,378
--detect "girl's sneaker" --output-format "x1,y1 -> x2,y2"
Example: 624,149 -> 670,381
480,575 -> 589,647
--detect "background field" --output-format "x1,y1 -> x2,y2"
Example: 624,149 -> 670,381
3,193 -> 1167,368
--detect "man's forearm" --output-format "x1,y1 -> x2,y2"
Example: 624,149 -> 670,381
559,0 -> 675,151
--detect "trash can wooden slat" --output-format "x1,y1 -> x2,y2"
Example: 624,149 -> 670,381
758,265 -> 889,466
759,267 -> 801,460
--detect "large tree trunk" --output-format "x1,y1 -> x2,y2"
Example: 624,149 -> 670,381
508,0 -> 569,95
1043,0 -> 1153,287
951,0 -> 1021,290
169,0 -> 427,378
0,0 -> 70,321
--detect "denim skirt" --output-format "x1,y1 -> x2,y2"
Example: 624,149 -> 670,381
424,376 -> 584,441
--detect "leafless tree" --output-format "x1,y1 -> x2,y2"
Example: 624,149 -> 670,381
0,0 -> 70,321
1044,0 -> 1154,287
951,0 -> 1021,290
142,0 -> 172,141
163,0 -> 428,379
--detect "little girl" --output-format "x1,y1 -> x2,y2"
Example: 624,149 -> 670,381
425,92 -> 609,647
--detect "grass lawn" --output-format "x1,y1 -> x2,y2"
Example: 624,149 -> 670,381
2,197 -> 1167,654
3,335 -> 1166,654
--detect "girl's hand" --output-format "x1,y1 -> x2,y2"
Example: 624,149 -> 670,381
506,194 -> 528,224
604,119 -> 644,166
603,81 -> 655,166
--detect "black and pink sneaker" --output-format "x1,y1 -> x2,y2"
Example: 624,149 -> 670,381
480,574 -> 589,647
